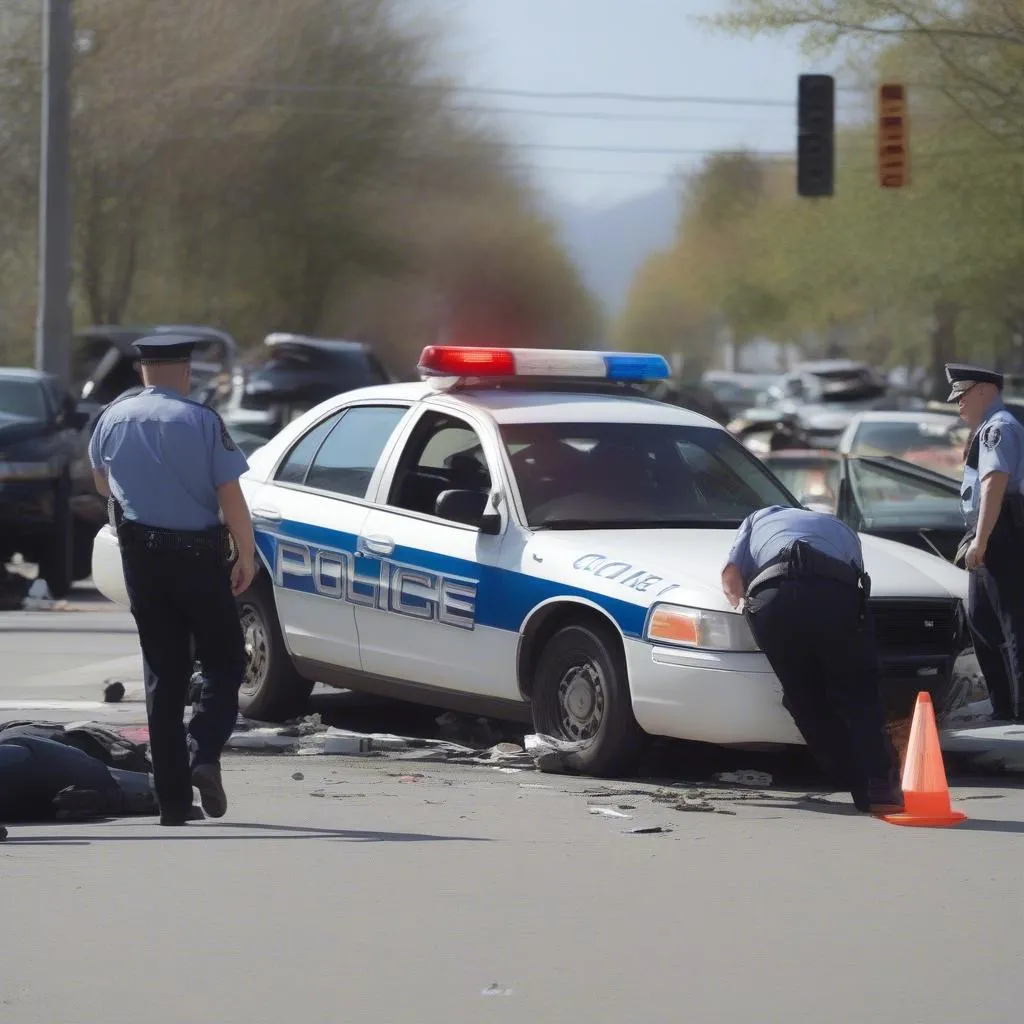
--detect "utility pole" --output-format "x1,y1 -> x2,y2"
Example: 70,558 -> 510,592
35,0 -> 73,385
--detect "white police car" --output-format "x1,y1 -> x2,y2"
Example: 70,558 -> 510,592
92,346 -> 970,776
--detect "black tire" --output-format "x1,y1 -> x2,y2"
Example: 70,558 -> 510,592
235,574 -> 314,722
72,519 -> 99,582
530,622 -> 647,778
39,475 -> 74,599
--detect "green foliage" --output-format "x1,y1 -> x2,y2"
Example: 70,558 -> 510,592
618,1 -> 1024,378
0,0 -> 597,371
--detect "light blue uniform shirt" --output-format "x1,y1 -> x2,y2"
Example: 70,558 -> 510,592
960,398 -> 1024,528
89,387 -> 248,531
725,505 -> 864,586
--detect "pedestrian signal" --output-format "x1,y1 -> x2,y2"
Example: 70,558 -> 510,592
797,74 -> 835,198
878,83 -> 909,188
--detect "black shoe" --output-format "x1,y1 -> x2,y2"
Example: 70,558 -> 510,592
160,804 -> 205,826
191,763 -> 227,818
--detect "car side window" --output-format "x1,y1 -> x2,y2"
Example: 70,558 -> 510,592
275,411 -> 345,485
303,405 -> 408,498
387,412 -> 492,519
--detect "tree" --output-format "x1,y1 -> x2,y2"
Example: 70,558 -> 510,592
0,0 -> 597,372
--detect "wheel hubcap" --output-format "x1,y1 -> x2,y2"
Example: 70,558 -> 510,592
239,605 -> 269,695
556,660 -> 605,741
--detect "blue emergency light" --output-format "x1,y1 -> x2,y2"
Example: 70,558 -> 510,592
417,346 -> 671,382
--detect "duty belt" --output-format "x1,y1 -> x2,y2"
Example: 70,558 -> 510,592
110,498 -> 229,559
747,540 -> 870,601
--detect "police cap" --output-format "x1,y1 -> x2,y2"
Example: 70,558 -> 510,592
131,333 -> 198,364
944,362 -> 1004,403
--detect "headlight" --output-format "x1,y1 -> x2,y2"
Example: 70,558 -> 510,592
0,457 -> 62,481
645,602 -> 760,652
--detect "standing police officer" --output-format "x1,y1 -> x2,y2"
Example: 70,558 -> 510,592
947,363 -> 1024,723
89,334 -> 257,825
722,506 -> 903,815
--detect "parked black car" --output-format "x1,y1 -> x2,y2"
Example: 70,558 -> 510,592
74,324 -> 238,417
762,449 -> 965,562
218,333 -> 392,440
0,368 -> 96,596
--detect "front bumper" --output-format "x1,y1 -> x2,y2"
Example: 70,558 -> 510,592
626,638 -> 803,746
625,607 -> 963,747
91,525 -> 129,607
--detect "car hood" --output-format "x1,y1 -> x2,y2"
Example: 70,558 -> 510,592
521,527 -> 968,616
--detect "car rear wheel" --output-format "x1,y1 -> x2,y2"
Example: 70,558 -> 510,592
39,476 -> 74,599
530,622 -> 647,777
235,575 -> 313,722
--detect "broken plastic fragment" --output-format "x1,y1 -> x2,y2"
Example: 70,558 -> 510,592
588,806 -> 632,819
714,770 -> 772,788
624,825 -> 671,834
481,983 -> 512,996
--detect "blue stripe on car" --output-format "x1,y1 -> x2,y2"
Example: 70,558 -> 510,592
255,520 -> 649,638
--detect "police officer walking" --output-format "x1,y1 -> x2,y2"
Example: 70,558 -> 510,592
722,506 -> 903,815
89,334 -> 257,825
947,363 -> 1024,723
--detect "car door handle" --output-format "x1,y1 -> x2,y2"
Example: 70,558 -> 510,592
251,506 -> 282,522
360,534 -> 394,556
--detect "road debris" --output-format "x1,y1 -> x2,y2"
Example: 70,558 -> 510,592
713,770 -> 773,788
481,983 -> 513,997
588,806 -> 632,818
21,578 -> 70,612
103,681 -> 125,703
291,772 -> 304,781
624,825 -> 671,835
524,733 -> 587,772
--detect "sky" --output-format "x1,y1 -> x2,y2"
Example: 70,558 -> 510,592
427,0 -> 817,206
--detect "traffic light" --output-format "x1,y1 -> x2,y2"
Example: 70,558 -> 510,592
878,83 -> 909,188
797,74 -> 835,197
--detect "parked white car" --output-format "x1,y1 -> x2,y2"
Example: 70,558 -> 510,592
93,347 -> 970,776
838,410 -> 968,478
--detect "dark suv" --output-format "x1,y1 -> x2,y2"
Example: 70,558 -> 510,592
219,334 -> 392,441
0,369 -> 94,596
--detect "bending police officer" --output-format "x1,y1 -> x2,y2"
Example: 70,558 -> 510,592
89,334 -> 257,825
722,506 -> 903,815
947,363 -> 1024,723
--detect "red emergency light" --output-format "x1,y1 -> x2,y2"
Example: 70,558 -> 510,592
418,346 -> 517,377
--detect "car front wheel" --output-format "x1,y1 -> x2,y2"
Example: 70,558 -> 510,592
235,576 -> 314,722
530,622 -> 647,777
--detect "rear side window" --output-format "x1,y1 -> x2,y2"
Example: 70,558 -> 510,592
275,412 -> 345,484
303,405 -> 408,498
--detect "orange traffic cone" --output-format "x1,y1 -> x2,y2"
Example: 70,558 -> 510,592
883,692 -> 966,827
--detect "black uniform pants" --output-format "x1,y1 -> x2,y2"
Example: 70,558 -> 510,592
121,542 -> 246,815
745,577 -> 901,808
967,516 -> 1024,720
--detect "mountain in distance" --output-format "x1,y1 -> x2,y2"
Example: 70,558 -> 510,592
546,185 -> 681,326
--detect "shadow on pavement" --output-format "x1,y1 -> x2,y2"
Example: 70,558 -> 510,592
3,821 -> 492,845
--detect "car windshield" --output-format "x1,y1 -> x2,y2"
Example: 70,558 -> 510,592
848,458 -> 962,524
498,420 -> 796,529
0,379 -> 46,421
851,419 -> 968,456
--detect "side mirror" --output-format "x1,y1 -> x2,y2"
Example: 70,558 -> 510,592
435,489 -> 501,534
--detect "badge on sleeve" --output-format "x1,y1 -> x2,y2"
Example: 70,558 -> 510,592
219,419 -> 237,451
981,423 -> 1002,450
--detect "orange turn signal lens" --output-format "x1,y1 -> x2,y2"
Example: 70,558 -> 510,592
648,607 -> 700,646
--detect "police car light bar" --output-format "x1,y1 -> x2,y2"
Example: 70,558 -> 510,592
417,346 -> 671,382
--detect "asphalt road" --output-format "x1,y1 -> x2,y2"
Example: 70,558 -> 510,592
3,583 -> 1024,1022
